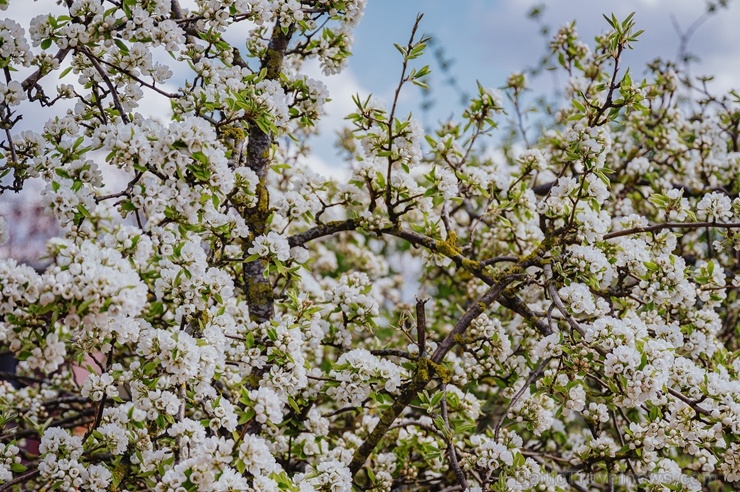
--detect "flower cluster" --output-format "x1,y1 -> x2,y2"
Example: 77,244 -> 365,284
327,348 -> 404,406
323,271 -> 380,333
38,428 -> 111,491
0,443 -> 21,484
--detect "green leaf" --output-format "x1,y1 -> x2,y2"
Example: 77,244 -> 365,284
114,38 -> 129,54
430,391 -> 443,407
287,397 -> 300,413
411,78 -> 429,90
54,168 -> 71,179
644,261 -> 660,272
433,415 -> 447,433
77,204 -> 91,218
648,194 -> 668,207
513,451 -> 525,467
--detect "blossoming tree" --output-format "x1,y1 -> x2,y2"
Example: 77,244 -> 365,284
1,1 -> 740,490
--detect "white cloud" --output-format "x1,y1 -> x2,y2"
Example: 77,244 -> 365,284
469,0 -> 740,93
299,60 -> 372,173
297,153 -> 349,181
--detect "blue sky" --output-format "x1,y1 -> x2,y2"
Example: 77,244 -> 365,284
349,0 -> 740,89
301,0 -> 740,174
346,0 -> 739,116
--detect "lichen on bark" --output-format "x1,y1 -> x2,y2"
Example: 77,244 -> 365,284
241,22 -> 295,324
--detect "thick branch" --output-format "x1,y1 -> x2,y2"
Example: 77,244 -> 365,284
349,378 -> 428,476
0,469 -> 39,492
370,348 -> 413,359
499,293 -> 553,336
21,48 -> 71,93
386,227 -> 487,278
242,22 -> 294,324
431,280 -> 513,364
287,222 -> 553,339
287,219 -> 358,247
416,297 -> 428,356
350,279 -> 515,476
604,221 -> 740,240
291,220 -> 555,342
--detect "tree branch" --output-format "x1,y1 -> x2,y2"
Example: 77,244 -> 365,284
242,21 -> 295,324
544,263 -> 585,336
416,297 -> 428,356
80,48 -> 130,125
440,386 -> 469,490
604,221 -> 740,240
431,280 -> 514,364
287,219 -> 358,247
494,357 -> 551,440
21,48 -> 71,93
350,278 -> 515,476
0,469 -> 39,492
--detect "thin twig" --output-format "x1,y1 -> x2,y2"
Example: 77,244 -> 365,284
416,297 -> 428,356
544,263 -> 585,336
440,386 -> 468,490
80,48 -> 130,125
350,278 -> 515,475
385,14 -> 424,219
94,56 -> 178,98
667,388 -> 711,416
494,357 -> 551,440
